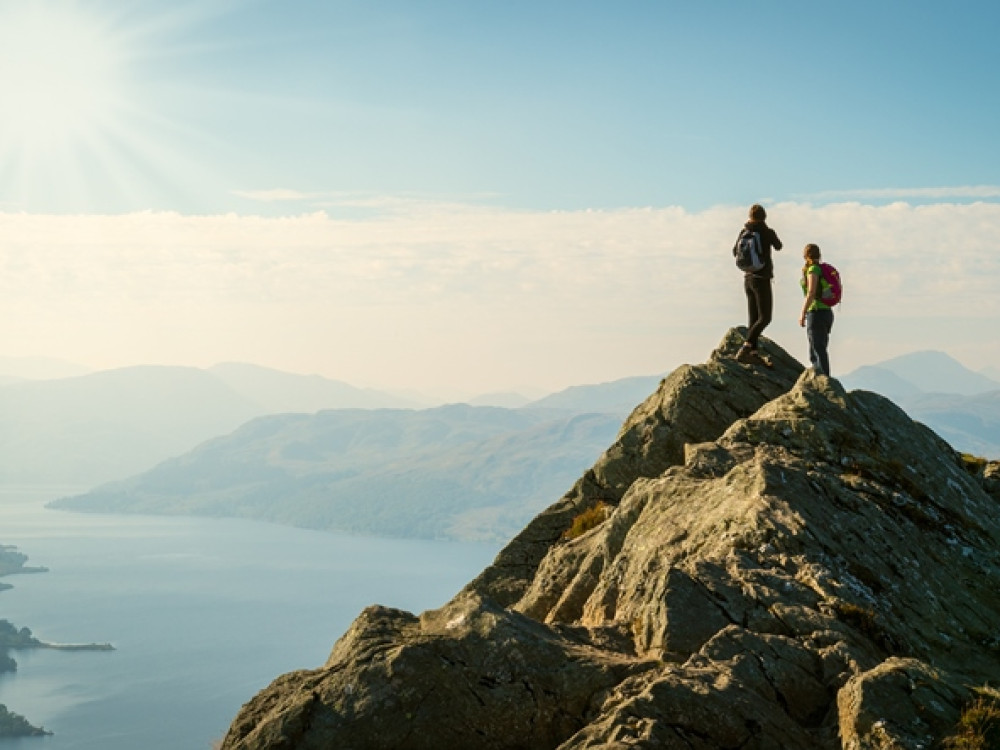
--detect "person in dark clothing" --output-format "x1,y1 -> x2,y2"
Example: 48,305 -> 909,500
733,204 -> 782,363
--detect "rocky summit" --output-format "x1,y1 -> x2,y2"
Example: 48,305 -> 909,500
221,329 -> 1000,750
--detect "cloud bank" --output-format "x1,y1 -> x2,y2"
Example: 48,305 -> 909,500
1,200 -> 997,392
805,185 -> 1000,201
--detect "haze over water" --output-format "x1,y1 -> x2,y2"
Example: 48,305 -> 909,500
0,486 -> 500,749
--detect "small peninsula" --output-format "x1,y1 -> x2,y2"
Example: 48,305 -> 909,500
0,544 -> 48,591
0,705 -> 50,738
0,544 -> 112,738
0,619 -> 114,655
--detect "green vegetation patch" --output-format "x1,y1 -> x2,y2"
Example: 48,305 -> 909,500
0,620 -> 41,649
563,502 -> 611,541
942,690 -> 1000,750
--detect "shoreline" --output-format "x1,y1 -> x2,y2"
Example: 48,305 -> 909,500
12,641 -> 115,652
1,542 -> 113,739
0,566 -> 49,575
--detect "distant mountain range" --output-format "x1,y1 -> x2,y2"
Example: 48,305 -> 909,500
525,374 -> 663,414
841,350 -> 1000,399
0,366 -> 260,485
208,362 -> 419,412
51,405 -> 624,542
6,360 -> 660,541
6,347 -> 1000,543
0,363 -> 420,485
841,350 -> 1000,458
901,392 -> 1000,459
0,355 -> 93,382
0,358 -> 659,487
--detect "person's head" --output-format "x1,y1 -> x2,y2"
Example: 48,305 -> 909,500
803,243 -> 821,265
749,204 -> 767,222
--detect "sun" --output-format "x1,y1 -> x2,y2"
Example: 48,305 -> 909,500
0,3 -> 133,206
0,3 -> 235,213
0,4 -> 126,147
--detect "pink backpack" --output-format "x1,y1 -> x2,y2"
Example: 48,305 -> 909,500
819,263 -> 842,306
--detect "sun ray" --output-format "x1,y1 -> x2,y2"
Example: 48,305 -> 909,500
0,1 -> 245,213
0,5 -> 127,145
0,3 -> 134,209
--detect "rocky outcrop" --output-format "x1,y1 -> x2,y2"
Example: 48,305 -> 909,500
221,330 -> 1000,750
979,459 -> 1000,502
467,328 -> 803,608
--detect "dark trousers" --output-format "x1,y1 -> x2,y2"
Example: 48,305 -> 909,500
806,308 -> 835,375
744,275 -> 773,349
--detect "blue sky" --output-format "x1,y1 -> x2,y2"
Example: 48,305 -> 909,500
0,1 -> 998,395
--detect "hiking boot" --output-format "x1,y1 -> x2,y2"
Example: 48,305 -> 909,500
735,344 -> 756,363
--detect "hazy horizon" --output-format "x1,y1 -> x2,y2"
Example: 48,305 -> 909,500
2,340 -> 1000,407
1,2 -> 997,395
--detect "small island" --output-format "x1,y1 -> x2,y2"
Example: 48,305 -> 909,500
1,544 -> 112,739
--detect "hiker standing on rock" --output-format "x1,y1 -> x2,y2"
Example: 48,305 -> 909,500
799,243 -> 835,375
733,204 -> 782,364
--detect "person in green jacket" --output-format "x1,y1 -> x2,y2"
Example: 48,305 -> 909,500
799,243 -> 834,376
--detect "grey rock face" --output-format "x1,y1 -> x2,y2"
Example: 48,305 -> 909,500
222,330 -> 1000,750
467,327 -> 803,609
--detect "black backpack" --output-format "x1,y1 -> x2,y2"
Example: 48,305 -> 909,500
734,229 -> 764,273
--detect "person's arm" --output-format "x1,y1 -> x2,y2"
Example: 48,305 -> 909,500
770,228 -> 783,251
799,269 -> 819,327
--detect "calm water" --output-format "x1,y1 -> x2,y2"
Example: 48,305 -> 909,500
0,486 -> 501,749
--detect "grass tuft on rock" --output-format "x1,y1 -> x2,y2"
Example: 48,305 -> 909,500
562,502 -> 611,541
942,691 -> 1000,749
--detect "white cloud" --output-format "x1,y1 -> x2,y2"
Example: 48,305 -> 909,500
232,188 -> 312,202
0,200 -> 998,391
803,185 -> 1000,201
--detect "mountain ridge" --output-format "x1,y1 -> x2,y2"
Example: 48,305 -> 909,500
525,374 -> 664,414
841,352 -> 1000,459
49,405 -> 623,542
0,359 -> 660,487
220,328 -> 1000,750
0,365 -> 261,484
208,361 -> 420,411
851,350 -> 1000,396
